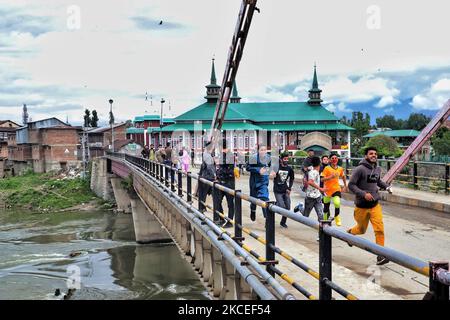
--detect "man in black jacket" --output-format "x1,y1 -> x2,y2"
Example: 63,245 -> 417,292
274,152 -> 295,228
214,147 -> 236,228
198,141 -> 216,213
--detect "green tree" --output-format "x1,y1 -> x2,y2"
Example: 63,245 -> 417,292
349,112 -> 372,156
375,115 -> 403,130
362,135 -> 403,158
431,127 -> 450,156
405,113 -> 431,130
90,110 -> 99,127
83,109 -> 91,127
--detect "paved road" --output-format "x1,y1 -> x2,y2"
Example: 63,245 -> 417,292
197,173 -> 450,300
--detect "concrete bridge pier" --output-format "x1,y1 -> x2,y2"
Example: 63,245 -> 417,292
129,193 -> 171,244
211,246 -> 224,297
110,177 -> 132,213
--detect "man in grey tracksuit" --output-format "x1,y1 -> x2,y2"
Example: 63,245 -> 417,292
348,146 -> 392,266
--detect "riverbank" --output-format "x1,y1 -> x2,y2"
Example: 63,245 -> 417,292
0,171 -> 113,213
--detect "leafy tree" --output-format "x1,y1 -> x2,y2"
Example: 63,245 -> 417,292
90,110 -> 99,127
83,109 -> 91,127
431,127 -> 450,156
405,113 -> 431,131
376,115 -> 403,130
361,135 -> 403,158
348,112 -> 372,156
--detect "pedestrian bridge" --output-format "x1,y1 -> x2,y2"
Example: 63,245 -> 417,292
91,153 -> 450,300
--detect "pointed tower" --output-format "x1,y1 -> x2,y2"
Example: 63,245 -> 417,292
230,81 -> 241,103
22,104 -> 29,125
205,58 -> 221,103
307,64 -> 323,106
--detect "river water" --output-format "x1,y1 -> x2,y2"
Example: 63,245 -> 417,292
0,209 -> 209,300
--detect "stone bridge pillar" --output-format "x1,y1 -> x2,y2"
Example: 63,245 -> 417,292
130,192 -> 172,244
110,177 -> 132,213
90,158 -> 114,201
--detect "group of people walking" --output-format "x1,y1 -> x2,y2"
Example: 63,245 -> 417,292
142,140 -> 392,266
141,142 -> 192,172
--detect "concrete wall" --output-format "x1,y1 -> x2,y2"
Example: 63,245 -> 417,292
90,157 -> 115,202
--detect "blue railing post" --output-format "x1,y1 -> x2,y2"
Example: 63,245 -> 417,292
170,166 -> 176,192
445,164 -> 449,195
187,172 -> 192,203
266,202 -> 276,277
165,164 -> 169,187
234,190 -> 242,241
319,220 -> 332,300
178,169 -> 183,197
159,163 -> 164,183
155,162 -> 160,181
427,262 -> 449,300
413,162 -> 418,190
345,158 -> 350,180
212,182 -> 220,223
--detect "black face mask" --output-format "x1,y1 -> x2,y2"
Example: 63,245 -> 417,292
282,160 -> 289,166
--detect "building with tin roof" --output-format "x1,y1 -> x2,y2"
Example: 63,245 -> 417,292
127,60 -> 355,156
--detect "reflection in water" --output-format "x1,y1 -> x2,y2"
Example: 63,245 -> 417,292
0,209 -> 209,300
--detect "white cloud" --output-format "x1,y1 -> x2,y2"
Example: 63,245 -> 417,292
410,78 -> 450,110
320,75 -> 400,105
431,78 -> 450,93
375,95 -> 399,108
325,102 -> 352,113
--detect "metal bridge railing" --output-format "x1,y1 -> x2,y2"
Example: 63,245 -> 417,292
107,152 -> 450,300
289,156 -> 449,194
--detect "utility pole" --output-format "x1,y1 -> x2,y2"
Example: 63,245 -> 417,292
81,126 -> 87,179
109,99 -> 114,152
22,104 -> 29,125
160,98 -> 165,145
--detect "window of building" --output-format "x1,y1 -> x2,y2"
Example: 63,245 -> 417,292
244,136 -> 249,149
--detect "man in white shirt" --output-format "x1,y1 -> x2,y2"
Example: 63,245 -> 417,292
303,156 -> 326,221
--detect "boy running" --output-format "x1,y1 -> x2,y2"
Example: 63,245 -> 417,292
321,154 -> 347,226
273,152 -> 295,228
303,156 -> 325,222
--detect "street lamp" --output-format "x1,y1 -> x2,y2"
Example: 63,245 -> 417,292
109,99 -> 114,152
160,98 -> 165,144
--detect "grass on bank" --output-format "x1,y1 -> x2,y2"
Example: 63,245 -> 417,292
0,171 -> 110,211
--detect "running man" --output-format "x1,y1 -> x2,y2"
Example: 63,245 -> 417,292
246,144 -> 275,221
321,153 -> 347,226
347,147 -> 392,266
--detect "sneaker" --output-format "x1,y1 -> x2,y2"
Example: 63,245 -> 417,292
280,222 -> 288,229
222,221 -> 233,229
334,215 -> 342,227
376,256 -> 390,266
293,203 -> 304,213
346,229 -> 353,247
316,236 -> 320,242
250,210 -> 256,221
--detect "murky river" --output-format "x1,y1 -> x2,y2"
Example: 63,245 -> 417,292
0,209 -> 209,300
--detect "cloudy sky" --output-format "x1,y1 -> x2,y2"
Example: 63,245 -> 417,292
1,0 -> 449,126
